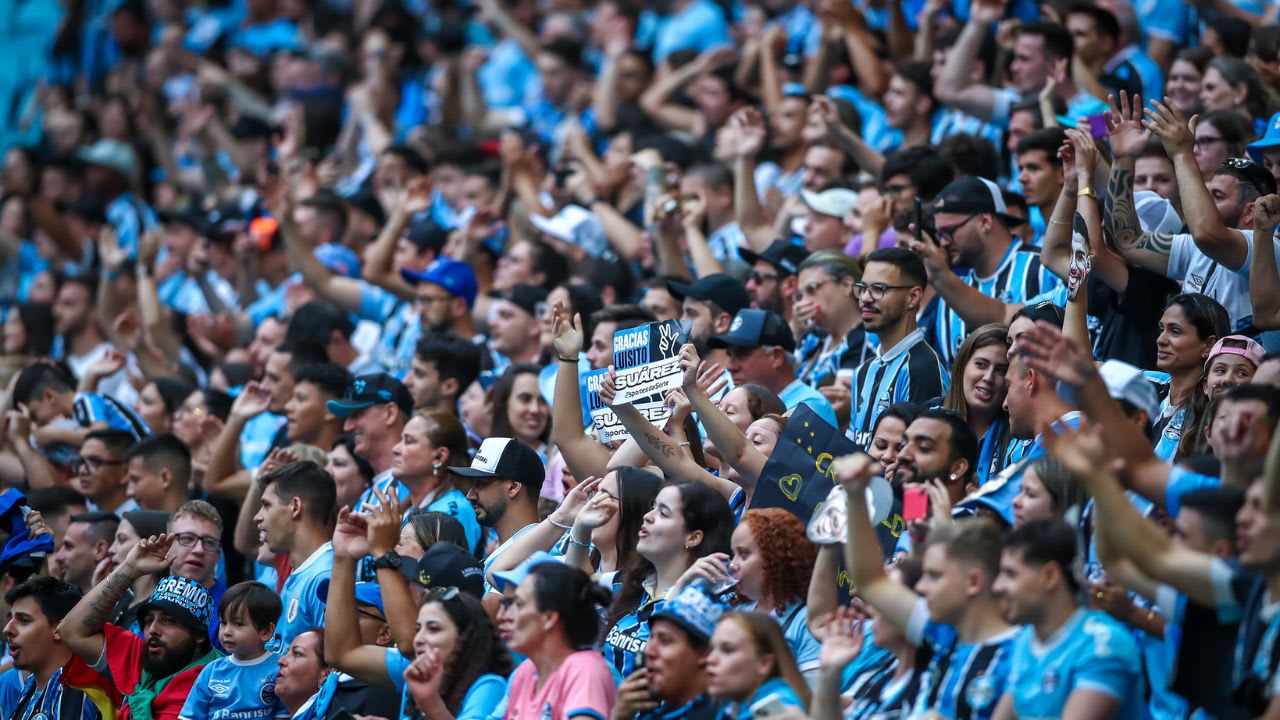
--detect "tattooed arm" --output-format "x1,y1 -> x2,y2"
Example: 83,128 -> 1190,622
1105,158 -> 1175,275
59,534 -> 176,664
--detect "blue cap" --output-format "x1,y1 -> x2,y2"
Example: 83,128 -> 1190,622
140,575 -> 213,632
956,459 -> 1026,526
315,243 -> 361,279
652,583 -> 727,644
491,551 -> 558,593
708,308 -> 795,353
401,258 -> 479,309
354,582 -> 385,612
1250,112 -> 1280,161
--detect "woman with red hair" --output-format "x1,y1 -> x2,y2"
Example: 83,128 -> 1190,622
676,508 -> 822,681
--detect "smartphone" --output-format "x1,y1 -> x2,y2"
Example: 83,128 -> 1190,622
1086,113 -> 1109,139
903,486 -> 930,522
750,694 -> 790,718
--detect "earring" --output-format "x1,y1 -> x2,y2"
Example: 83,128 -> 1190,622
433,462 -> 442,474
949,474 -> 957,481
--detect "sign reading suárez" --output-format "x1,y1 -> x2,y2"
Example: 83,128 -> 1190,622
611,320 -> 688,405
584,368 -> 672,442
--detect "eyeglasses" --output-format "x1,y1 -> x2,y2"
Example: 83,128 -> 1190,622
427,586 -> 461,602
1195,136 -> 1228,148
749,271 -> 780,284
71,456 -> 126,473
935,214 -> 978,243
173,533 -> 221,552
853,282 -> 915,301
795,277 -> 833,300
881,183 -> 912,195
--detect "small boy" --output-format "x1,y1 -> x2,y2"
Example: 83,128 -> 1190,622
180,581 -> 288,720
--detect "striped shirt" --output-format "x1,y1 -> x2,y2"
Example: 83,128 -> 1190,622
846,329 -> 948,449
935,242 -> 1062,366
72,392 -> 150,441
843,658 -> 921,720
795,326 -> 876,388
602,583 -> 665,677
906,599 -> 1018,720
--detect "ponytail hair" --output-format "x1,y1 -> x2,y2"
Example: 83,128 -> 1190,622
528,563 -> 613,648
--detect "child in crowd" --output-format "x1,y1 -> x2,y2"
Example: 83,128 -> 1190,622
180,581 -> 287,720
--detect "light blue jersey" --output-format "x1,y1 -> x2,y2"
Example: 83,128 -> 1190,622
1007,609 -> 1144,720
180,651 -> 286,720
774,602 -> 821,681
270,543 -> 333,653
240,412 -> 286,470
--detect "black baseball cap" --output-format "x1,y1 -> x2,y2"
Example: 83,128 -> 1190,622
1012,300 -> 1065,328
708,309 -> 797,353
931,176 -> 1020,226
739,241 -> 810,278
490,284 -> 548,318
449,437 -> 545,493
668,274 -> 750,316
326,374 -> 414,417
1219,157 -> 1279,198
399,541 -> 485,598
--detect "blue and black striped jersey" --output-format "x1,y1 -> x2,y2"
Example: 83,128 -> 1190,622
906,599 -> 1018,720
603,585 -> 664,677
72,392 -> 150,440
846,329 -> 948,450
935,242 -> 1062,366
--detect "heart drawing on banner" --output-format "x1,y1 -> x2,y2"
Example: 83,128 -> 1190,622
779,473 -> 803,502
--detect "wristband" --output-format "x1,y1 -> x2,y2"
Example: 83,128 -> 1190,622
558,355 -> 578,363
1076,187 -> 1097,198
549,518 -> 573,532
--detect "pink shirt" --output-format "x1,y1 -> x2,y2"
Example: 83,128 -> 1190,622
504,650 -> 617,720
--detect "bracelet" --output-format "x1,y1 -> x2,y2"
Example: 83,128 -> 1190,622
1049,219 -> 1071,226
569,535 -> 591,549
1076,187 -> 1097,198
549,518 -> 573,532
558,355 -> 577,363
678,441 -> 691,447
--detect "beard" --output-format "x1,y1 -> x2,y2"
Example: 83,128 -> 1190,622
141,634 -> 202,677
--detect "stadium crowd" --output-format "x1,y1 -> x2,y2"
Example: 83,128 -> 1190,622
7,0 -> 1280,717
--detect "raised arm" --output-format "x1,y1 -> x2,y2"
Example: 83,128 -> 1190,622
806,545 -> 842,635
1104,93 -> 1173,275
1049,130 -> 1129,293
1042,420 -> 1218,607
640,49 -> 733,134
363,179 -> 429,301
600,369 -> 719,487
833,454 -> 920,632
728,109 -> 776,253
550,308 -> 612,481
679,346 -> 766,491
909,229 -> 1017,325
365,491 -> 421,659
59,534 -> 176,663
934,1 -> 1008,122
326,510 -> 397,690
1017,322 -> 1173,506
1144,97 -> 1249,269
203,382 -> 270,500
1250,195 -> 1280,329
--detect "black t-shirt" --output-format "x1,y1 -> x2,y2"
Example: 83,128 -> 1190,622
1088,266 -> 1180,369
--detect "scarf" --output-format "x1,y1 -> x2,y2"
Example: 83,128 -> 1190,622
125,646 -> 220,720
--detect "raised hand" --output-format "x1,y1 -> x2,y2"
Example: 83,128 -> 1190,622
574,486 -> 619,531
333,506 -> 372,559
698,361 -> 729,398
1043,418 -> 1110,481
832,453 -> 880,493
612,669 -> 659,719
400,176 -> 434,216
970,0 -> 1009,24
1105,91 -> 1151,159
552,305 -> 584,360
599,366 -> 620,407
367,485 -> 407,557
678,343 -> 702,391
1016,321 -> 1097,388
1143,97 -> 1196,157
817,606 -> 866,671
86,348 -> 127,379
1255,194 -> 1280,231
1065,127 -> 1100,182
231,380 -> 272,420
124,533 -> 175,576
672,552 -> 731,594
256,447 -> 297,484
403,649 -> 445,709
1057,135 -> 1079,194
730,108 -> 767,159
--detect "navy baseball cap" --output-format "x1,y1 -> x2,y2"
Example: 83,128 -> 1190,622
326,374 -> 414,417
400,541 -> 485,598
931,176 -> 1020,225
709,309 -> 796,353
739,241 -> 810,278
668,274 -> 750,316
401,257 -> 479,309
